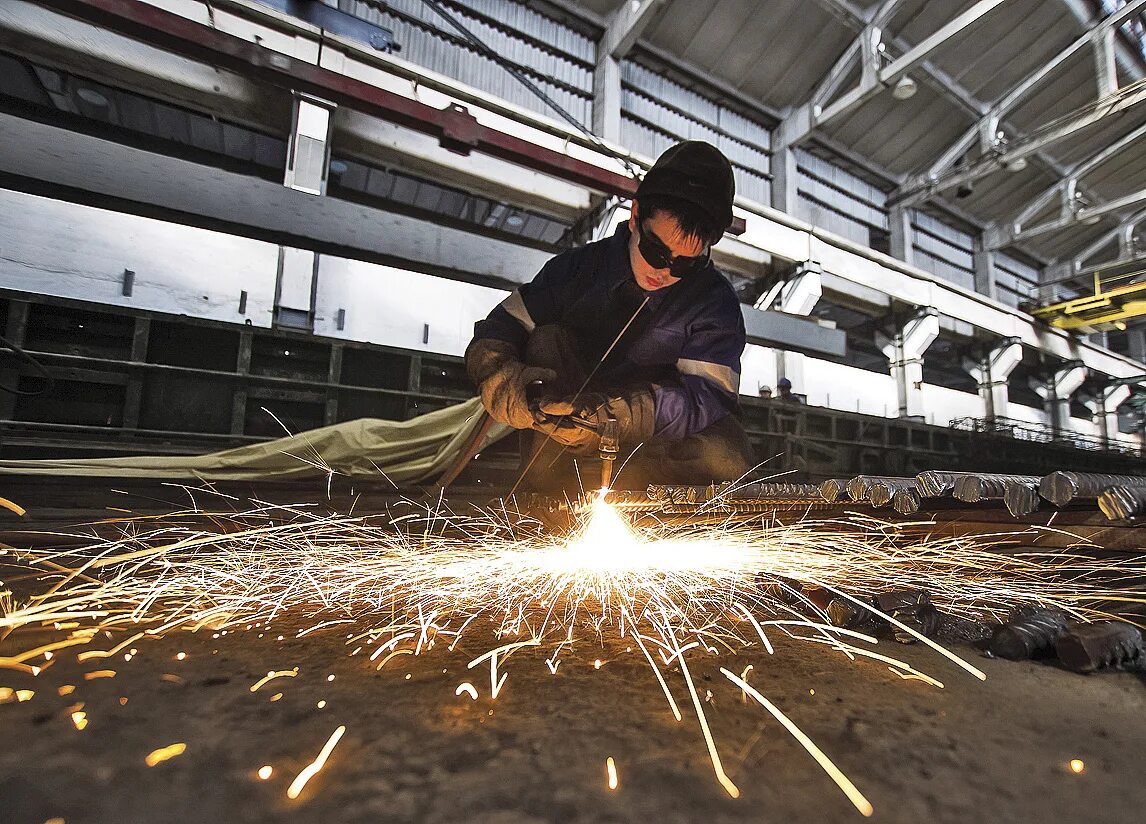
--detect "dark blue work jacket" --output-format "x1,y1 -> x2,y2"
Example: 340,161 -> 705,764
471,224 -> 745,439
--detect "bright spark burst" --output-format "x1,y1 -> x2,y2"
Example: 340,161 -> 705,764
0,487 -> 1142,815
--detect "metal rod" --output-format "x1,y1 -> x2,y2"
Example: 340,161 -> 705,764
892,487 -> 922,515
1097,485 -> 1146,520
868,478 -> 918,508
818,478 -> 850,502
1004,482 -> 1041,517
846,475 -> 913,502
914,470 -> 976,498
1039,471 -> 1146,507
952,473 -> 1040,503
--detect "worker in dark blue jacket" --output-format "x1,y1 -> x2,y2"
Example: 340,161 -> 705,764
465,141 -> 756,492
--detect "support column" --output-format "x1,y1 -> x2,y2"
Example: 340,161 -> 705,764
275,92 -> 335,331
964,337 -> 1022,421
888,205 -> 914,265
880,308 -> 939,419
1129,328 -> 1146,365
1032,361 -> 1087,434
972,238 -> 997,300
592,0 -> 665,144
591,51 -> 622,143
1097,384 -> 1132,442
770,144 -> 798,215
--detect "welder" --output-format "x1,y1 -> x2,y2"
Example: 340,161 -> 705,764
464,140 -> 756,493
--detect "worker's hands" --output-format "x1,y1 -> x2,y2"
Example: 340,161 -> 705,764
465,338 -> 557,429
537,389 -> 657,445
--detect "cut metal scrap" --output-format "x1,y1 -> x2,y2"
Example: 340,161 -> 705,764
1055,621 -> 1146,673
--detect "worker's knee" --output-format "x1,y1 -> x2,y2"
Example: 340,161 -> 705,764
646,414 -> 756,485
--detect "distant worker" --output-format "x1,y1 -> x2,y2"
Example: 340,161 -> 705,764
776,377 -> 801,404
758,384 -> 773,399
465,141 -> 756,492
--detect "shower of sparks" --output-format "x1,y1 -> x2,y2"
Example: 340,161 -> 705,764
0,486 -> 1143,815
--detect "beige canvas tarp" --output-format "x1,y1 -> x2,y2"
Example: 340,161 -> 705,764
0,398 -> 508,484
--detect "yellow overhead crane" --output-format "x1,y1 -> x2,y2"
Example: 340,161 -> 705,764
1032,269 -> 1146,332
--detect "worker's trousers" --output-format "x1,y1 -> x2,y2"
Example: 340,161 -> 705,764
516,325 -> 758,494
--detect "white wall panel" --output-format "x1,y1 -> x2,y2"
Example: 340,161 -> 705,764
740,343 -> 778,396
802,359 -> 898,417
314,256 -> 506,356
918,384 -> 986,427
0,189 -> 278,324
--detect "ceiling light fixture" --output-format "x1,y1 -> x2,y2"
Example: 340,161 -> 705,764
892,75 -> 917,100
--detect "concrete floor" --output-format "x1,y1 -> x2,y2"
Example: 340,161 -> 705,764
1,478 -> 1144,823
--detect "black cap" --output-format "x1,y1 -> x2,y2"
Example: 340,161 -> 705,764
635,141 -> 735,234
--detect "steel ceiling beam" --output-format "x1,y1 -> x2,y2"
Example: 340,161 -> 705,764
780,0 -> 1008,148
902,79 -> 1146,217
1044,208 -> 1146,281
892,0 -> 1146,207
600,0 -> 665,60
988,121 -> 1146,250
996,186 -> 1146,248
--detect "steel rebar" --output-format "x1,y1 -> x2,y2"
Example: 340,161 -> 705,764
1039,471 -> 1146,507
818,478 -> 850,503
892,487 -> 922,515
914,470 -> 976,498
1004,482 -> 1041,517
952,473 -> 1041,503
868,478 -> 918,508
1097,485 -> 1146,520
846,475 -> 913,502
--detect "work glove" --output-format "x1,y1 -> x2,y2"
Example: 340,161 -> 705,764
465,338 -> 557,429
537,388 -> 656,446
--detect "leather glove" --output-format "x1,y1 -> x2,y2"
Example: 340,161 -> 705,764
537,388 -> 656,446
465,338 -> 556,429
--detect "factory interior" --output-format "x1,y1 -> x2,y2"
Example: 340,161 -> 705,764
2,1 -> 1146,822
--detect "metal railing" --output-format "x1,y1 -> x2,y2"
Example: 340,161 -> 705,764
949,415 -> 1142,457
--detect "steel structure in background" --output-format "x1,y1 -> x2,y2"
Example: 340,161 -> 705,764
5,0 -> 1146,443
891,0 -> 1146,208
43,0 -> 639,197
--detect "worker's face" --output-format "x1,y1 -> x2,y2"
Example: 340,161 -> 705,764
627,208 -> 707,292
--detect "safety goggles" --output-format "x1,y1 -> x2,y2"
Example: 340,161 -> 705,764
635,217 -> 710,279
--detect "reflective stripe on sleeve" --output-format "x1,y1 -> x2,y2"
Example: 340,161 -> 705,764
675,358 -> 740,394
